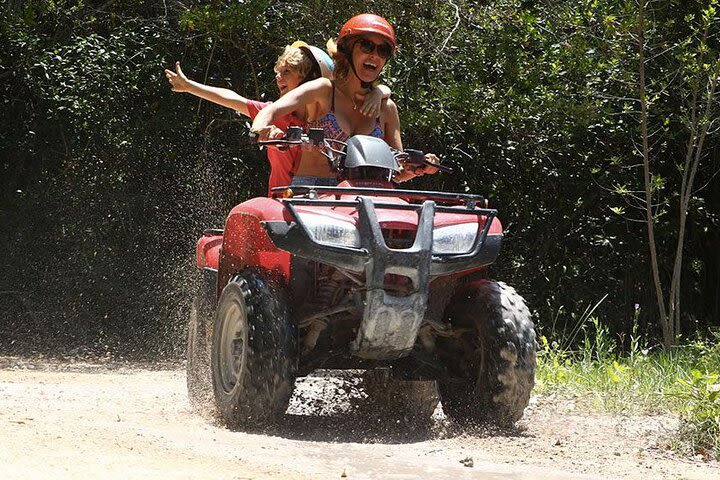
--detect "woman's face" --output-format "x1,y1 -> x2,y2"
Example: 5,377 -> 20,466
351,33 -> 392,83
274,65 -> 304,96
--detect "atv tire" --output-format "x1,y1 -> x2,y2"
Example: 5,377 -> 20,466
186,289 -> 214,412
211,270 -> 297,429
438,280 -> 536,427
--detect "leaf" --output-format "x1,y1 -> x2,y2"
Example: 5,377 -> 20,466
651,174 -> 666,191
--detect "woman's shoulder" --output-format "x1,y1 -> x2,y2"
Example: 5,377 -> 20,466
380,97 -> 399,121
301,79 -> 334,121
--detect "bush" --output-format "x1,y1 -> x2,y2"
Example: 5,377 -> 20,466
673,333 -> 720,459
537,324 -> 720,459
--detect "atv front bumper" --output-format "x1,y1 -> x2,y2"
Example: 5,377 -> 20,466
262,190 -> 501,361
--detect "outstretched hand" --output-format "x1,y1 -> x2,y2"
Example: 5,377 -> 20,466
164,61 -> 191,93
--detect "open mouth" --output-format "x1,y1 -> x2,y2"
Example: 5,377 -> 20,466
360,61 -> 380,80
362,62 -> 378,74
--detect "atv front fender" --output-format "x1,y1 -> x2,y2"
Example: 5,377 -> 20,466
217,198 -> 292,294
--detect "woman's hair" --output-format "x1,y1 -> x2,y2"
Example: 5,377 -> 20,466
326,38 -> 350,81
327,36 -> 383,87
274,45 -> 313,78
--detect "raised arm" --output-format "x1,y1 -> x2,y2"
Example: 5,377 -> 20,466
164,62 -> 252,117
251,78 -> 331,140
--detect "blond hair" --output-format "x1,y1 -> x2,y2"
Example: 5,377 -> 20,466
274,45 -> 313,78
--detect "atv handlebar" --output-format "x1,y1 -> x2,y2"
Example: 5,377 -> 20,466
251,127 -> 346,162
251,127 -> 328,147
397,149 -> 453,173
250,127 -> 452,174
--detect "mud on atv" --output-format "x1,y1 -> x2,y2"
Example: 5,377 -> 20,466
187,131 -> 536,429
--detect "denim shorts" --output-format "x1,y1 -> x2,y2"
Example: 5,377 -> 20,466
290,176 -> 339,187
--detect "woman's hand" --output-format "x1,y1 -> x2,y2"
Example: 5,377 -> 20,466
414,153 -> 440,176
164,62 -> 191,93
356,87 -> 386,118
394,153 -> 442,182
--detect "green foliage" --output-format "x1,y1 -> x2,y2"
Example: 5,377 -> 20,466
670,331 -> 720,458
0,0 -> 254,356
674,369 -> 720,459
537,314 -> 659,413
0,1 -> 719,357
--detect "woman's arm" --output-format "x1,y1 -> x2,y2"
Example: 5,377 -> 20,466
165,62 -> 252,117
381,99 -> 413,182
251,78 -> 331,140
380,99 -> 402,150
381,99 -> 440,183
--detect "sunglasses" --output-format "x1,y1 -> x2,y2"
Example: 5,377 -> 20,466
356,38 -> 393,59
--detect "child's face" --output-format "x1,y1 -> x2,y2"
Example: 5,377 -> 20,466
274,64 -> 304,96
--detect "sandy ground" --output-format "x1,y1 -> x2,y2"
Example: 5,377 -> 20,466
0,356 -> 718,480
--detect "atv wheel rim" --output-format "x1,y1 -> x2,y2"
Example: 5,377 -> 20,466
218,300 -> 248,393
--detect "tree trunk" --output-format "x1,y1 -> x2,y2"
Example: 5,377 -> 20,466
668,58 -> 720,343
637,1 -> 672,347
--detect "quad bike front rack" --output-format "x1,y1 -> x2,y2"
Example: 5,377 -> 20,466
262,187 -> 502,361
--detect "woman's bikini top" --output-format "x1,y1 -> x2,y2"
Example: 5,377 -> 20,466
309,83 -> 383,142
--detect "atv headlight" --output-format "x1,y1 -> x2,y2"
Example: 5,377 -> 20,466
433,223 -> 478,254
296,212 -> 361,248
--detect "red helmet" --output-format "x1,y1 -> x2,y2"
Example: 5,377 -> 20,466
338,14 -> 396,51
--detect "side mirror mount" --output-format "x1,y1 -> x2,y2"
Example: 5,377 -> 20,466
286,126 -> 303,141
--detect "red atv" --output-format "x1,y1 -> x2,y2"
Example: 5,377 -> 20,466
187,130 -> 536,429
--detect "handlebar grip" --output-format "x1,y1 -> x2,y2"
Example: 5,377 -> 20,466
402,149 -> 453,173
250,129 -> 298,148
434,163 -> 454,173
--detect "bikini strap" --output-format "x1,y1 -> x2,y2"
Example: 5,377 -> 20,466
331,81 -> 336,112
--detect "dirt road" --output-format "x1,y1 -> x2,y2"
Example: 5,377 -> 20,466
0,356 -> 717,480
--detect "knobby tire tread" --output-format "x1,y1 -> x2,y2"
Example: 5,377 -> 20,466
211,271 -> 297,430
439,280 -> 536,426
